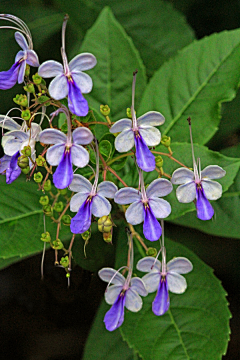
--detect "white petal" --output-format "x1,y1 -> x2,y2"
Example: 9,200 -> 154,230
114,187 -> 141,204
70,192 -> 89,212
69,53 -> 97,72
15,32 -> 28,50
69,174 -> 92,193
104,285 -> 123,305
71,144 -> 89,168
3,138 -> 21,156
125,288 -> 143,312
201,165 -> 226,180
38,60 -> 64,78
46,143 -> 65,166
130,277 -> 148,296
71,71 -> 93,94
167,272 -> 187,294
110,119 -> 132,133
137,256 -> 161,272
139,126 -> 161,146
29,123 -> 41,140
176,181 -> 196,203
114,129 -> 134,152
26,50 -> 39,67
72,127 -> 93,145
137,111 -> 165,127
171,167 -> 195,184
125,201 -> 144,225
39,128 -> 67,145
149,198 -> 172,219
97,181 -> 118,198
142,272 -> 160,293
0,116 -> 21,130
49,74 -> 68,100
91,194 -> 111,217
3,130 -> 28,141
98,268 -> 125,285
202,179 -> 222,200
167,257 -> 193,274
146,178 -> 173,198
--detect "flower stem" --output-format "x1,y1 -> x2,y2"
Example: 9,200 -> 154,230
151,150 -> 189,168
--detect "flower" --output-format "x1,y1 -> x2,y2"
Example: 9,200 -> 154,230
137,250 -> 193,316
0,152 -> 21,184
114,173 -> 172,241
69,174 -> 118,234
98,267 -> 147,331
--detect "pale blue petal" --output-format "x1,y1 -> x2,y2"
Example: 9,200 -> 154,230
201,165 -> 226,180
71,144 -> 89,168
3,138 -> 21,156
114,187 -> 141,204
176,181 -> 196,203
39,128 -> 67,145
69,53 -> 97,72
97,181 -> 118,198
167,257 -> 193,274
71,71 -> 93,94
98,268 -> 125,285
26,50 -> 39,67
137,111 -> 165,127
146,178 -> 173,198
3,130 -> 28,141
202,179 -> 222,200
125,201 -> 144,225
0,116 -> 21,130
137,256 -> 161,272
38,60 -> 64,78
167,272 -> 187,294
171,167 -> 194,184
91,194 -> 111,217
18,61 -> 26,83
139,126 -> 161,146
28,123 -> 41,141
46,143 -> 65,166
114,129 -> 134,152
15,31 -> 28,50
125,289 -> 143,312
105,285 -> 123,305
72,127 -> 93,145
149,198 -> 171,219
49,74 -> 68,100
130,277 -> 148,296
15,50 -> 25,63
70,192 -> 89,212
110,119 -> 132,133
142,272 -> 161,293
69,174 -> 92,193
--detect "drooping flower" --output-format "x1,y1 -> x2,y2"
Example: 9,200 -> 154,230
0,152 -> 21,184
137,248 -> 193,316
171,118 -> 226,220
38,15 -> 96,117
110,72 -> 165,172
114,171 -> 172,241
0,15 -> 39,89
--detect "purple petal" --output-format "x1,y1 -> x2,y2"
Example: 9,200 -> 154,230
134,133 -> 155,172
70,197 -> 93,233
0,61 -> 20,89
143,204 -> 161,241
68,79 -> 89,116
104,292 -> 126,331
53,148 -> 73,189
152,276 -> 170,316
6,151 -> 21,184
0,154 -> 11,173
196,185 -> 214,220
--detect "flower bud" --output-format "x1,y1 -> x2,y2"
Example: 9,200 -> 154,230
24,83 -> 35,93
155,155 -> 164,169
32,73 -> 42,85
39,195 -> 49,206
146,247 -> 158,257
66,273 -> 70,278
60,256 -> 69,268
41,231 -> 51,242
21,109 -> 31,121
100,104 -> 110,116
21,145 -> 31,157
62,214 -> 71,225
34,172 -> 43,183
13,94 -> 28,107
17,155 -> 29,169
43,204 -> 53,217
54,201 -> 64,213
98,215 -> 113,233
25,64 -> 30,77
126,107 -> 132,118
103,232 -> 112,243
21,166 -> 30,174
161,135 -> 171,148
52,239 -> 64,250
59,188 -> 67,196
43,179 -> 52,192
36,155 -> 46,167
81,230 -> 91,242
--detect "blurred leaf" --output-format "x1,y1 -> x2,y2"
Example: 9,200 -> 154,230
99,140 -> 112,162
139,29 -> 240,145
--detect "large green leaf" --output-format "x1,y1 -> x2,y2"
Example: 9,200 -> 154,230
138,29 -> 240,145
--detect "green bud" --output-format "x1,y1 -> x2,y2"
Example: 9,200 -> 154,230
17,155 -> 29,169
43,179 -> 52,192
100,104 -> 110,116
24,83 -> 35,93
39,195 -> 49,206
66,273 -> 70,278
54,201 -> 64,213
161,135 -> 171,148
21,109 -> 31,121
41,231 -> 51,242
146,247 -> 158,257
13,94 -> 28,107
61,123 -> 68,134
36,155 -> 46,167
62,214 -> 71,225
98,215 -> 113,233
34,172 -> 43,183
21,166 -> 30,174
25,64 -> 30,77
60,256 -> 69,268
43,204 -> 53,217
52,239 -> 64,250
155,155 -> 164,169
126,108 -> 132,118
32,73 -> 42,85
103,232 -> 112,243
81,230 -> 91,242
21,145 -> 31,157
59,188 -> 67,196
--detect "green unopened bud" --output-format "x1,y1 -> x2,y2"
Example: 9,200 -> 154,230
100,104 -> 110,116
21,166 -> 30,174
24,83 -> 35,93
59,188 -> 67,196
155,155 -> 164,169
25,64 -> 30,77
34,172 -> 43,183
43,179 -> 52,192
32,73 -> 42,85
60,256 -> 69,268
81,230 -> 91,242
146,247 -> 158,257
161,135 -> 171,148
98,215 -> 113,233
21,145 -> 31,157
41,231 -> 51,242
54,201 -> 64,213
13,94 -> 28,107
126,107 -> 132,118
43,204 -> 53,216
17,155 -> 29,169
52,239 -> 64,250
62,214 -> 71,225
66,273 -> 70,278
103,232 -> 112,243
39,195 -> 49,206
36,155 -> 46,167
21,109 -> 31,121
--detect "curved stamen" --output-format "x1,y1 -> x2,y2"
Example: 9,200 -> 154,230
61,14 -> 70,75
0,14 -> 33,49
131,70 -> 138,131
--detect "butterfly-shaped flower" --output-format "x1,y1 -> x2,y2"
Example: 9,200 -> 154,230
98,267 -> 147,331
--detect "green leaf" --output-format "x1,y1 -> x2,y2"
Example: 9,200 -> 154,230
79,7 -> 147,122
100,140 -> 112,162
139,29 -> 240,145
